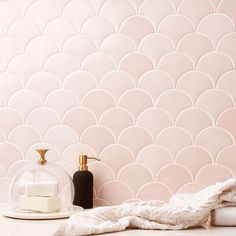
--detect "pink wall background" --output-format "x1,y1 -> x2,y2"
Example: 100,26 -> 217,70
0,0 -> 236,204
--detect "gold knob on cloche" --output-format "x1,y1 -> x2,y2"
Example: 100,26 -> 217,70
36,149 -> 49,165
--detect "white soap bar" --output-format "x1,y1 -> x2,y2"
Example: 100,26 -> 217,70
25,181 -> 58,197
19,195 -> 61,213
212,207 -> 236,226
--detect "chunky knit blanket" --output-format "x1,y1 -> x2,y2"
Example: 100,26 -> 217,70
53,179 -> 236,236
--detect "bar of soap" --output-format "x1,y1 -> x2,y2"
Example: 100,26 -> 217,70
212,207 -> 236,226
19,195 -> 61,213
25,181 -> 58,197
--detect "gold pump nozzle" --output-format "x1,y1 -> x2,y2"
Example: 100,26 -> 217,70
79,155 -> 100,171
36,149 -> 49,165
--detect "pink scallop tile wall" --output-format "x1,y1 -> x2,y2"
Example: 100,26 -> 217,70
0,0 -> 236,204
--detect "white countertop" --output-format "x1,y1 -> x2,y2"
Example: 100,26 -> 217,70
1,203 -> 236,236
0,215 -> 62,236
0,203 -> 64,236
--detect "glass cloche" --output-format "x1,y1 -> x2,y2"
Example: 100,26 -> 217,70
8,149 -> 75,218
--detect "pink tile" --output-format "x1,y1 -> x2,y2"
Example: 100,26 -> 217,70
137,144 -> 172,177
7,160 -> 31,177
178,0 -> 214,26
137,108 -> 173,139
25,0 -> 59,31
158,15 -> 194,46
118,126 -> 153,156
26,108 -> 60,137
140,0 -> 174,27
61,143 -> 96,168
0,73 -> 23,101
8,54 -> 41,85
0,143 -> 23,171
119,53 -> 154,84
99,108 -> 134,138
218,0 -> 236,25
100,0 -> 135,29
217,146 -> 236,177
89,161 -> 115,193
44,54 -> 78,84
156,127 -> 192,157
156,164 -> 192,193
26,72 -> 60,101
177,33 -> 213,65
139,33 -> 174,64
62,0 -> 96,30
100,34 -> 135,63
176,108 -> 213,140
26,36 -> 59,67
0,37 -> 23,69
196,90 -> 233,122
45,89 -> 78,118
81,125 -> 115,156
8,19 -> 40,47
63,71 -> 97,101
196,164 -> 232,185
8,90 -> 41,118
63,107 -> 96,137
137,182 -> 172,202
177,183 -> 204,194
81,52 -> 116,84
217,71 -> 236,104
120,16 -> 155,45
196,127 -> 233,159
197,52 -> 234,85
100,144 -> 134,175
0,178 -> 11,201
82,16 -> 115,46
177,71 -> 213,103
8,125 -> 41,153
63,35 -> 97,65
98,181 -> 133,205
158,52 -> 194,85
156,89 -> 193,121
118,163 -> 152,192
100,71 -> 134,103
197,14 -> 234,46
176,146 -> 212,177
217,108 -> 236,141
44,125 -> 78,154
0,1 -> 22,34
0,108 -> 23,136
81,89 -> 115,119
138,70 -> 174,102
217,33 -> 236,65
118,89 -> 153,120
45,18 -> 77,48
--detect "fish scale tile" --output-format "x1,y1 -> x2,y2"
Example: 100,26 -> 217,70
0,0 -> 236,203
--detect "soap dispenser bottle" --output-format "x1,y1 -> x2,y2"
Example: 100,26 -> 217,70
73,155 -> 99,209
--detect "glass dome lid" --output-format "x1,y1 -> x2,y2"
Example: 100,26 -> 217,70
8,149 -> 74,214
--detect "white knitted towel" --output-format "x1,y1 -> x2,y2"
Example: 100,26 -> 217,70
53,179 -> 236,236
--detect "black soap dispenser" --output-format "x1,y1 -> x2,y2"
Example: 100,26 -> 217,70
73,155 -> 99,209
